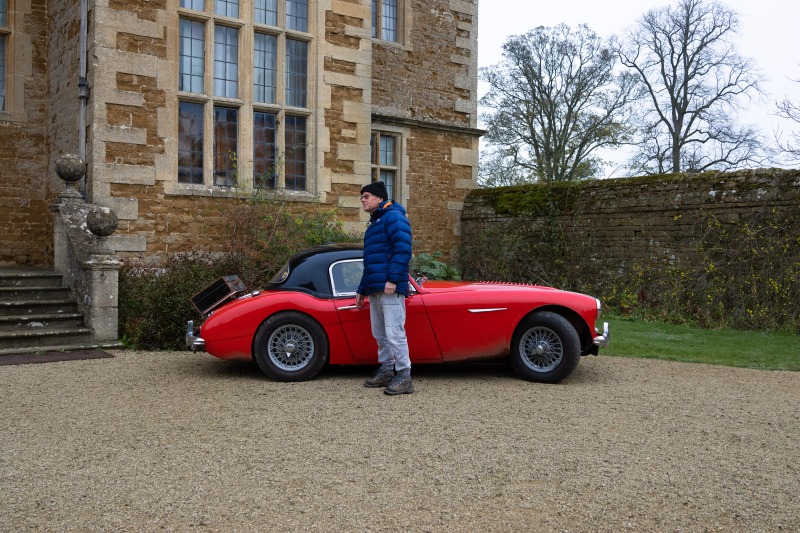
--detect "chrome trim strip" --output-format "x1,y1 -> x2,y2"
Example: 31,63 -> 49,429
467,308 -> 508,313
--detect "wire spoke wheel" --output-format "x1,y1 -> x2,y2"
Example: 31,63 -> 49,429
511,311 -> 581,383
268,324 -> 315,371
519,326 -> 563,372
254,312 -> 328,381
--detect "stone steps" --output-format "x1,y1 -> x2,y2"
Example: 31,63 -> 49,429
0,269 -> 123,356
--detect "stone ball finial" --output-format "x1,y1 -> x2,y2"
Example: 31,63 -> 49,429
56,154 -> 86,184
87,207 -> 119,238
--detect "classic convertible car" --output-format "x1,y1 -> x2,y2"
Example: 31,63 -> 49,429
186,243 -> 609,383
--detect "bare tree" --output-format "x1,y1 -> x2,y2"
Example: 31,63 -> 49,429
480,24 -> 640,183
774,75 -> 800,163
618,0 -> 766,174
477,146 -> 532,188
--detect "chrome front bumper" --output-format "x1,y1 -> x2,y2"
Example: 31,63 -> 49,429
185,320 -> 206,352
593,322 -> 610,348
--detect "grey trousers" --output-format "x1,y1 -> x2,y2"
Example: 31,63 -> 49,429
368,292 -> 411,374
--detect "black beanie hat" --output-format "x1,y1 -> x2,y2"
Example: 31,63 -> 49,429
360,181 -> 389,200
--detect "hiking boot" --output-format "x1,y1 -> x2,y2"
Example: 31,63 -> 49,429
363,367 -> 395,388
384,374 -> 414,395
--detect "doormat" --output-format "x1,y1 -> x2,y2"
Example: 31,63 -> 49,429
0,350 -> 114,366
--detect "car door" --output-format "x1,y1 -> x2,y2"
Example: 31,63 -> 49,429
417,288 -> 518,362
330,259 -> 441,363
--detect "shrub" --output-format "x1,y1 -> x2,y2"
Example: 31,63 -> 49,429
460,206 -> 799,332
119,252 -> 223,350
410,252 -> 461,280
582,210 -> 800,331
119,199 -> 360,350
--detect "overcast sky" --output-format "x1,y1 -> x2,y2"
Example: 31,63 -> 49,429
476,0 -> 800,172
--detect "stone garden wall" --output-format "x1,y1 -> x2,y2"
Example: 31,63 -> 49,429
459,168 -> 800,285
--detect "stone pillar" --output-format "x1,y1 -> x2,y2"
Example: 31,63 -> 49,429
81,260 -> 121,342
84,206 -> 121,343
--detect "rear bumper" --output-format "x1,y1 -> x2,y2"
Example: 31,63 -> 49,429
593,322 -> 610,348
186,320 -> 206,352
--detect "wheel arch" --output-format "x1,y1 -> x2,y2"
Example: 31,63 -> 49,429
250,309 -> 331,364
518,305 -> 593,354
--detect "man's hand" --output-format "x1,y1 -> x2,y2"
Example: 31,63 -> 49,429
355,293 -> 365,308
384,282 -> 396,295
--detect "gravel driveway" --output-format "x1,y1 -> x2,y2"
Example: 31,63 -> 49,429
1,351 -> 798,532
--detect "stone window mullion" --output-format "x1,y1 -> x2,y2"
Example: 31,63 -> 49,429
275,108 -> 285,189
238,5 -> 254,186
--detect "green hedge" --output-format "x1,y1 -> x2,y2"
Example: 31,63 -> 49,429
119,199 -> 359,350
460,206 -> 799,332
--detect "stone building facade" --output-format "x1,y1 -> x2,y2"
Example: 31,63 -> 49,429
0,0 -> 481,267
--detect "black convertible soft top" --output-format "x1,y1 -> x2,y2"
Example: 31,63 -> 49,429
265,243 -> 364,298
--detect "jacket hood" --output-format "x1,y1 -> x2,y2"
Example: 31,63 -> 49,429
370,200 -> 406,222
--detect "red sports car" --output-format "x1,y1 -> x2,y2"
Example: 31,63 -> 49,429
186,243 -> 609,383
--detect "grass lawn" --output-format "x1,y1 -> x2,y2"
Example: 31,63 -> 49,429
602,317 -> 800,371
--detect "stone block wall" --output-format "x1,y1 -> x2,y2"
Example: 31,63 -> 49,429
47,0 -> 81,170
371,0 -> 477,129
85,0 -> 480,260
407,128 -> 477,255
0,0 -> 54,266
460,169 -> 800,280
0,0 -> 480,266
367,0 -> 480,258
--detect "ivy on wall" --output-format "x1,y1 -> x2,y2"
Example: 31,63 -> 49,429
459,169 -> 800,331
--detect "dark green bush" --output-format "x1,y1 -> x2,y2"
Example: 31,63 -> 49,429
461,206 -> 799,332
600,210 -> 800,331
119,199 -> 360,350
410,252 -> 461,280
119,252 -> 223,350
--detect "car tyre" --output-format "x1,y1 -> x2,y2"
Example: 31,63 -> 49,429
511,311 -> 581,383
253,311 -> 328,381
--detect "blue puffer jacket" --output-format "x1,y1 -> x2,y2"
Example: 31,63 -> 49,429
357,200 -> 413,296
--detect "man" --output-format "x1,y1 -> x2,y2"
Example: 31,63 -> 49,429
355,181 -> 414,395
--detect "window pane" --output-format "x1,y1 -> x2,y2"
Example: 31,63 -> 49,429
179,19 -> 205,93
371,132 -> 400,200
253,33 -> 277,104
214,106 -> 238,187
0,36 -> 5,111
214,25 -> 239,98
253,112 -> 277,188
379,135 -> 395,166
380,170 -> 395,197
0,0 -> 6,27
285,39 -> 307,108
214,0 -> 239,18
179,0 -> 204,10
254,0 -> 278,26
286,0 -> 308,32
178,102 -> 204,184
371,0 -> 377,39
285,115 -> 307,191
382,0 -> 397,42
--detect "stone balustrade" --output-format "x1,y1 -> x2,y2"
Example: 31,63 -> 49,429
50,154 -> 121,343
